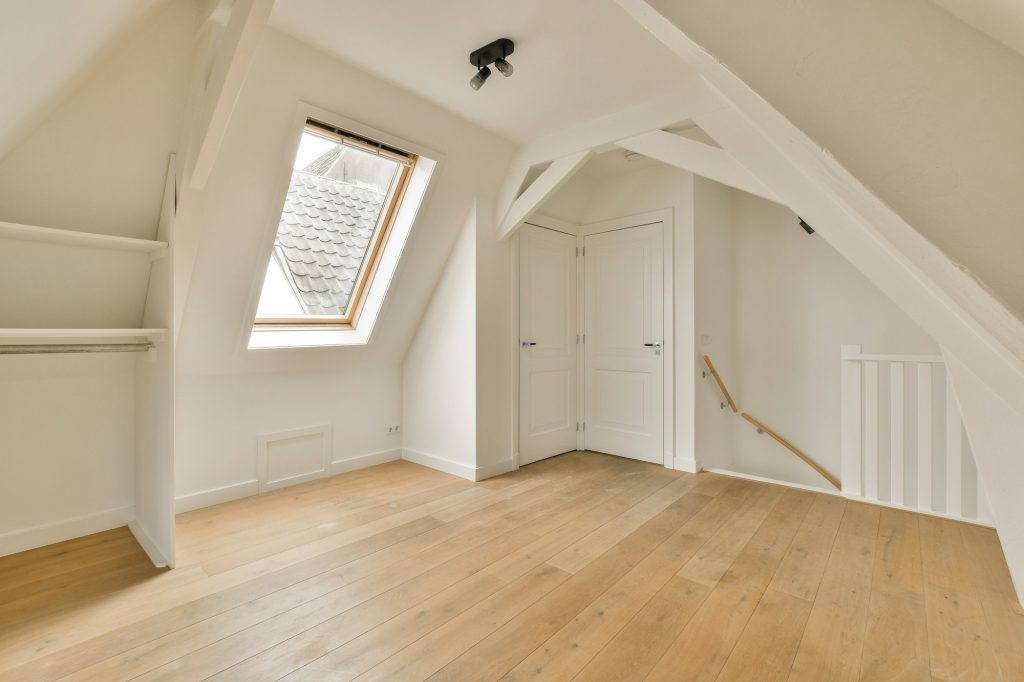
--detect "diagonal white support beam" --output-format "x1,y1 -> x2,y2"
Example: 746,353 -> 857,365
495,81 -> 724,238
188,0 -> 274,190
616,130 -> 778,202
498,150 -> 592,239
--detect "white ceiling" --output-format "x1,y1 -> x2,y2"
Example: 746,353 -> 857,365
269,0 -> 697,143
0,0 -> 166,161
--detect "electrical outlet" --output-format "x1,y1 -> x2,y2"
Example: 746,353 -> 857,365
387,424 -> 402,434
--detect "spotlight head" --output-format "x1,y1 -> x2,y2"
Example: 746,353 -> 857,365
494,58 -> 513,77
470,66 -> 492,91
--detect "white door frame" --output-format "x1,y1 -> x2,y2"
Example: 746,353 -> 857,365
580,209 -> 675,469
512,208 -> 675,471
511,213 -> 580,471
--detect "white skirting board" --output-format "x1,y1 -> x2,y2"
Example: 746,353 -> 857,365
174,448 -> 403,514
175,479 -> 260,514
129,519 -> 171,568
330,448 -> 402,475
402,448 -> 478,480
674,456 -> 701,474
401,449 -> 515,482
475,457 -> 516,481
703,467 -> 996,528
0,505 -> 134,558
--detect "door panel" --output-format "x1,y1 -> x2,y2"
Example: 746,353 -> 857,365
519,225 -> 578,465
584,223 -> 664,463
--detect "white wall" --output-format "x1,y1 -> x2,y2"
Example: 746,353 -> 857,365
0,355 -> 136,555
731,192 -> 938,487
693,177 -> 735,470
402,209 -> 477,479
173,29 -> 513,500
474,198 -> 515,477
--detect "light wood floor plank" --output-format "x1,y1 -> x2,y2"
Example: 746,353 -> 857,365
716,588 -> 813,682
645,489 -> 815,682
858,509 -> 930,682
789,502 -> 881,682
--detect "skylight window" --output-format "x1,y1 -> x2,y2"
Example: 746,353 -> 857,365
255,119 -> 416,326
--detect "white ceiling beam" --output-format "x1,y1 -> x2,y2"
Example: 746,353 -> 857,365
187,0 -> 274,190
498,150 -> 592,239
616,130 -> 779,202
517,80 -> 721,167
495,80 -> 725,238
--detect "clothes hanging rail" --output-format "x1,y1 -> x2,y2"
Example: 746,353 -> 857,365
0,342 -> 154,355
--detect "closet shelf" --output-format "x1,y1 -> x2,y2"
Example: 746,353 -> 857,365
0,329 -> 168,343
0,221 -> 168,257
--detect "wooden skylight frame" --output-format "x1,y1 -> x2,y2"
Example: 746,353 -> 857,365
254,119 -> 418,329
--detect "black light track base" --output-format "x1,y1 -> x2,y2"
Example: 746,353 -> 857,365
470,38 -> 514,69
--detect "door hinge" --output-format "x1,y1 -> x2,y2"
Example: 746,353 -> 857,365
576,334 -> 580,345
576,247 -> 580,257
576,422 -> 579,432
582,247 -> 586,256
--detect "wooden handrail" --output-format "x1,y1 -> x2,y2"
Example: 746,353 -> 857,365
740,413 -> 841,490
703,355 -> 738,413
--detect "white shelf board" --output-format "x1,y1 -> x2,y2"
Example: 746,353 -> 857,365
0,221 -> 168,256
0,328 -> 168,342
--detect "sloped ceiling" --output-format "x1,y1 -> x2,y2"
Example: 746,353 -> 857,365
930,0 -> 1024,58
0,0 -> 168,162
647,0 -> 1024,321
268,0 -> 696,143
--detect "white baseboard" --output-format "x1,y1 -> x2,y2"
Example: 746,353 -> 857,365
128,520 -> 170,568
704,467 -> 838,495
674,456 -> 702,474
705,467 -> 996,528
331,448 -> 401,475
175,479 -> 260,514
176,448 -> 405,514
0,505 -> 134,558
402,448 -> 477,481
475,457 -> 515,481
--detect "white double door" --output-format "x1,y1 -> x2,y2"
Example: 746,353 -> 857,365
519,220 -> 665,466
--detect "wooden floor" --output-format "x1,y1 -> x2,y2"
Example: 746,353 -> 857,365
1,453 -> 1023,681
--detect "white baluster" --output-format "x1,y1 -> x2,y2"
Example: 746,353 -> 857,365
864,361 -> 879,501
841,345 -> 863,497
977,468 -> 992,523
946,377 -> 963,516
890,362 -> 904,505
917,363 -> 932,511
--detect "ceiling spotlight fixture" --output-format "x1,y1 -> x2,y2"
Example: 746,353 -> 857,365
470,66 -> 491,91
469,38 -> 514,90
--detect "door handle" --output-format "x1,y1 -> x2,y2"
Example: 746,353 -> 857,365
521,341 -> 537,347
643,342 -> 662,348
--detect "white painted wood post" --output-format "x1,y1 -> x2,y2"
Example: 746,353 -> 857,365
864,360 -> 879,501
840,344 -> 863,497
890,362 -> 905,505
917,363 -> 933,511
946,376 -> 963,516
978,475 -> 993,523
